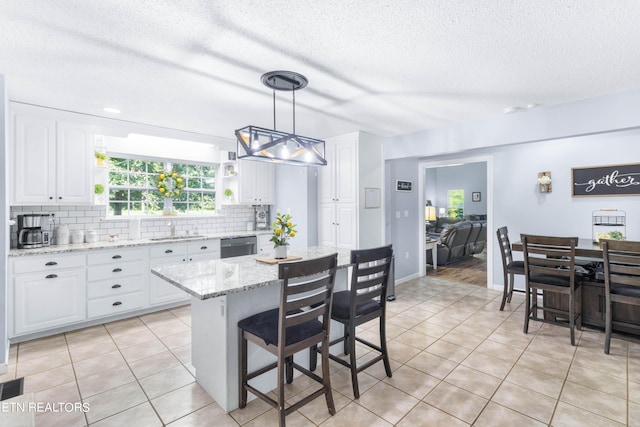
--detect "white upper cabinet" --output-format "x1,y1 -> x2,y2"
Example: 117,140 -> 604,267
12,115 -> 57,204
12,113 -> 93,205
56,121 -> 93,204
238,160 -> 275,205
319,137 -> 357,204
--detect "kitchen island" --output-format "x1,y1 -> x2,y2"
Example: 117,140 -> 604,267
151,246 -> 353,412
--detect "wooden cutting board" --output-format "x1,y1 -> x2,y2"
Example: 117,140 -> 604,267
256,255 -> 303,264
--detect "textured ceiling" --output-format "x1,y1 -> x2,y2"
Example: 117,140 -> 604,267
1,1 -> 640,142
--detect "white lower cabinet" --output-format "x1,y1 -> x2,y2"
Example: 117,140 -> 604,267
318,203 -> 357,248
149,239 -> 220,306
11,255 -> 86,336
86,248 -> 148,319
257,234 -> 272,255
9,238 -> 222,339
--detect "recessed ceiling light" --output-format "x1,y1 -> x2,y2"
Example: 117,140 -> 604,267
526,103 -> 539,110
503,106 -> 522,114
103,107 -> 121,114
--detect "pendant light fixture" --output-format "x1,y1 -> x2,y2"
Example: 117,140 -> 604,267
235,71 -> 327,166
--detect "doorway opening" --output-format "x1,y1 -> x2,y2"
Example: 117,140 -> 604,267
418,155 -> 493,288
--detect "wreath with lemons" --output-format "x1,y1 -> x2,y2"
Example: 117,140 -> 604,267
157,171 -> 184,198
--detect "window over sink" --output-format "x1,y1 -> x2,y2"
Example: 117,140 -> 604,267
108,155 -> 216,216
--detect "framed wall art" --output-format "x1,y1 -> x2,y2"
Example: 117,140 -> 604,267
572,163 -> 640,197
395,180 -> 412,192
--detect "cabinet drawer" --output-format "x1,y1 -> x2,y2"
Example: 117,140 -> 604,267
87,291 -> 146,319
187,240 -> 220,258
87,260 -> 145,282
12,254 -> 86,274
87,275 -> 145,299
150,244 -> 188,258
87,248 -> 146,265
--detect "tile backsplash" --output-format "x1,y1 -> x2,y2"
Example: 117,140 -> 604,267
10,205 -> 257,248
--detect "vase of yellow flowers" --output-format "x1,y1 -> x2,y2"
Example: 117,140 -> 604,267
271,212 -> 297,259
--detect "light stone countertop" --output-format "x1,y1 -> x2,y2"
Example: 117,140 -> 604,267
151,246 -> 352,300
9,230 -> 272,257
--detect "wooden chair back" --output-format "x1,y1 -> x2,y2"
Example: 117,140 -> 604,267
349,245 -> 393,324
278,253 -> 338,353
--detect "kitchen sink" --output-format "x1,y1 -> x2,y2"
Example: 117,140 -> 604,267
150,235 -> 207,241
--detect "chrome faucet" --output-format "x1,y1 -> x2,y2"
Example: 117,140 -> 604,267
167,220 -> 176,237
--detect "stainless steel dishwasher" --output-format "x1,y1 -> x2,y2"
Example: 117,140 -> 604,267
220,236 -> 257,258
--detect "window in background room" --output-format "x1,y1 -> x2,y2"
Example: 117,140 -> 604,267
447,189 -> 464,218
108,156 -> 216,216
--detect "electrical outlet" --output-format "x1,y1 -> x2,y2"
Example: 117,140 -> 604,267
404,210 -> 409,217
395,211 -> 401,219
405,251 -> 409,259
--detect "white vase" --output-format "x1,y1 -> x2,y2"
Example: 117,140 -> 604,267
274,245 -> 288,259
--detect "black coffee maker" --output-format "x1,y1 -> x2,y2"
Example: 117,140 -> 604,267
17,214 -> 51,249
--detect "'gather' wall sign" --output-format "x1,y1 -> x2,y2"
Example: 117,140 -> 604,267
572,163 -> 640,197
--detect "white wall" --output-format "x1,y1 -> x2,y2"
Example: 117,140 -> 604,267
1,75 -> 8,371
384,88 -> 640,287
358,132 -> 385,249
274,164 -> 318,249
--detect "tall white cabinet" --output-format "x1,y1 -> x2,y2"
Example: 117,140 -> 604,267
318,131 -> 384,249
11,105 -> 93,205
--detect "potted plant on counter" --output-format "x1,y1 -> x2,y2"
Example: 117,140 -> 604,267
271,212 -> 297,259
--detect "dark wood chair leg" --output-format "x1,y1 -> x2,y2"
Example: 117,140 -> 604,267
523,285 -> 530,334
343,323 -> 349,355
278,359 -> 285,427
605,296 -> 612,354
569,292 -> 576,346
500,270 -> 509,311
286,356 -> 294,384
348,323 -> 359,399
380,313 -> 392,378
239,331 -> 248,408
309,344 -> 318,371
321,339 -> 336,415
506,272 -> 515,303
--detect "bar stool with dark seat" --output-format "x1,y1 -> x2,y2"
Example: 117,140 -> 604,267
521,234 -> 582,345
601,239 -> 640,354
238,254 -> 338,427
497,226 -> 525,311
311,245 -> 393,399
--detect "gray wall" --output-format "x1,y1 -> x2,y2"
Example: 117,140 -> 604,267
426,162 -> 487,217
385,157 -> 421,280
1,75 -> 7,370
274,164 -> 318,249
384,88 -> 640,289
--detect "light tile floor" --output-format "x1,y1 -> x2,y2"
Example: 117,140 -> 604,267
2,276 -> 639,426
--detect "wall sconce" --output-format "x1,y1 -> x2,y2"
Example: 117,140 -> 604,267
538,171 -> 552,193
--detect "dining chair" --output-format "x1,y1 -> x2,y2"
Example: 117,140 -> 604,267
601,239 -> 640,354
496,226 -> 525,311
311,245 -> 393,399
521,234 -> 582,345
237,254 -> 338,427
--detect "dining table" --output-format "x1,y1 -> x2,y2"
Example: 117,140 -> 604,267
511,237 -> 604,259
511,237 -> 640,336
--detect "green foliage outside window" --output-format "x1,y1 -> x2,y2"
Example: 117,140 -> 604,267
108,156 -> 216,216
447,189 -> 464,218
